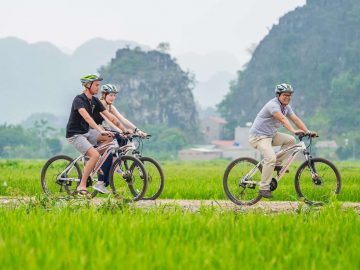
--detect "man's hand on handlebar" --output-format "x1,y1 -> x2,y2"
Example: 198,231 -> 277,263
294,129 -> 306,135
294,130 -> 318,138
308,131 -> 318,137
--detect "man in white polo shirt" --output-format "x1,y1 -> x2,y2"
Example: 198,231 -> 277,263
249,83 -> 317,198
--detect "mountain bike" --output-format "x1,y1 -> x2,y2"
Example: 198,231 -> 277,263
223,133 -> 341,205
40,133 -> 148,200
120,133 -> 165,200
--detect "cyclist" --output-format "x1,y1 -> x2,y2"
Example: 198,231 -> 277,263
248,83 -> 317,198
98,84 -> 147,137
66,74 -> 128,196
91,83 -> 147,194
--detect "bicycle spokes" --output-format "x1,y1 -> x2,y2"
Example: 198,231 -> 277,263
109,156 -> 148,201
223,158 -> 262,205
41,155 -> 82,196
295,158 -> 341,204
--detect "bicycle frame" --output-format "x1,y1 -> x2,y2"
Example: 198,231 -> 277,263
57,138 -> 137,184
242,140 -> 308,185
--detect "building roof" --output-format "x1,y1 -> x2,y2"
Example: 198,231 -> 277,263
315,140 -> 338,148
179,148 -> 222,153
208,116 -> 227,125
211,140 -> 235,148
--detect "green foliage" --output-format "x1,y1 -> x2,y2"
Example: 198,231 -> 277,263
0,124 -> 29,157
99,48 -> 201,141
0,120 -> 63,158
328,72 -> 360,133
218,0 -> 360,141
140,124 -> 188,159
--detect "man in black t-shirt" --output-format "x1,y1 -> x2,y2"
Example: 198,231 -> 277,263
66,74 -> 124,196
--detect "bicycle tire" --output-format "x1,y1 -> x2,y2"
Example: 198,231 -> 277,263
41,155 -> 81,196
295,157 -> 341,205
108,155 -> 148,201
223,157 -> 262,205
130,156 -> 164,200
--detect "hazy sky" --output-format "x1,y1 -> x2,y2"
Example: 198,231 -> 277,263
1,0 -> 305,63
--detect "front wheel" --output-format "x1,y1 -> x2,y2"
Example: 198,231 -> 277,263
223,157 -> 262,205
295,157 -> 341,205
108,155 -> 148,201
133,157 -> 164,200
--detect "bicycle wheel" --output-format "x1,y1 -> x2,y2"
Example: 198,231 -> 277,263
41,155 -> 81,196
132,157 -> 164,200
108,155 -> 148,201
223,157 -> 262,205
295,157 -> 341,205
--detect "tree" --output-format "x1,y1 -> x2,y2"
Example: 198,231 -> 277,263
157,42 -> 170,53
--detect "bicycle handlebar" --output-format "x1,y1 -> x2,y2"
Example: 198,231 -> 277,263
295,132 -> 319,141
108,130 -> 151,140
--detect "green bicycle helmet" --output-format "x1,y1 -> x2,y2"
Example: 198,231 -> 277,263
101,84 -> 119,94
275,83 -> 294,95
80,74 -> 103,85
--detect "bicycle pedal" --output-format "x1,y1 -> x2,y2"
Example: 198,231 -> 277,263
86,177 -> 93,187
270,178 -> 278,191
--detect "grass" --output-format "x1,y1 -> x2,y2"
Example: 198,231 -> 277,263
0,159 -> 359,269
0,199 -> 358,270
0,159 -> 359,202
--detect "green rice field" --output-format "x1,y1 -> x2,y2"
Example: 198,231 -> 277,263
0,159 -> 359,269
0,159 -> 359,201
0,200 -> 359,269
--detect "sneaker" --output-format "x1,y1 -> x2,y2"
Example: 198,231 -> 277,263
259,190 -> 273,198
93,181 -> 110,194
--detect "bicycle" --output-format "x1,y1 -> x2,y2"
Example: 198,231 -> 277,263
120,133 -> 165,200
40,133 -> 148,200
223,133 -> 342,205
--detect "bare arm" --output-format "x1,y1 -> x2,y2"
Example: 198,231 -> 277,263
78,108 -> 104,133
100,111 -> 123,132
273,112 -> 302,134
289,114 -> 309,133
111,105 -> 137,130
101,110 -> 127,132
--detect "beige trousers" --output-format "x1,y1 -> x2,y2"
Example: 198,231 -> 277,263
249,132 -> 296,191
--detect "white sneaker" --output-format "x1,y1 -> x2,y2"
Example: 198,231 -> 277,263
93,181 -> 110,194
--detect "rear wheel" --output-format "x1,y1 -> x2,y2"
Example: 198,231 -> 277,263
41,155 -> 81,197
295,157 -> 341,205
223,157 -> 262,205
108,155 -> 148,201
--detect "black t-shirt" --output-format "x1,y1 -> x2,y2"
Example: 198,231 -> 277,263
93,107 -> 105,125
93,102 -> 113,125
66,93 -> 105,138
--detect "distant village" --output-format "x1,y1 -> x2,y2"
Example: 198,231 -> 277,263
179,115 -> 338,160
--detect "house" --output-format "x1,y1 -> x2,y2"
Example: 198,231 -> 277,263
179,124 -> 259,160
178,148 -> 222,160
315,140 -> 338,149
200,116 -> 227,143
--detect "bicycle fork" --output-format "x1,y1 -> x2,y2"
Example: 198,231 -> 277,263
304,154 -> 322,185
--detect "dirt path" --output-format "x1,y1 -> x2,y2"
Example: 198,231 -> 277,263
134,199 -> 360,213
1,197 -> 359,213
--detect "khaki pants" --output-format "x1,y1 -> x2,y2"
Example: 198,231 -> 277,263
249,132 -> 296,191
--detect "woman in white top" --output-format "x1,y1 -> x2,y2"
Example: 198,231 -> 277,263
99,84 -> 147,137
93,84 -> 147,194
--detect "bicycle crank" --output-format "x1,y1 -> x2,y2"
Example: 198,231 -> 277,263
270,178 -> 278,191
